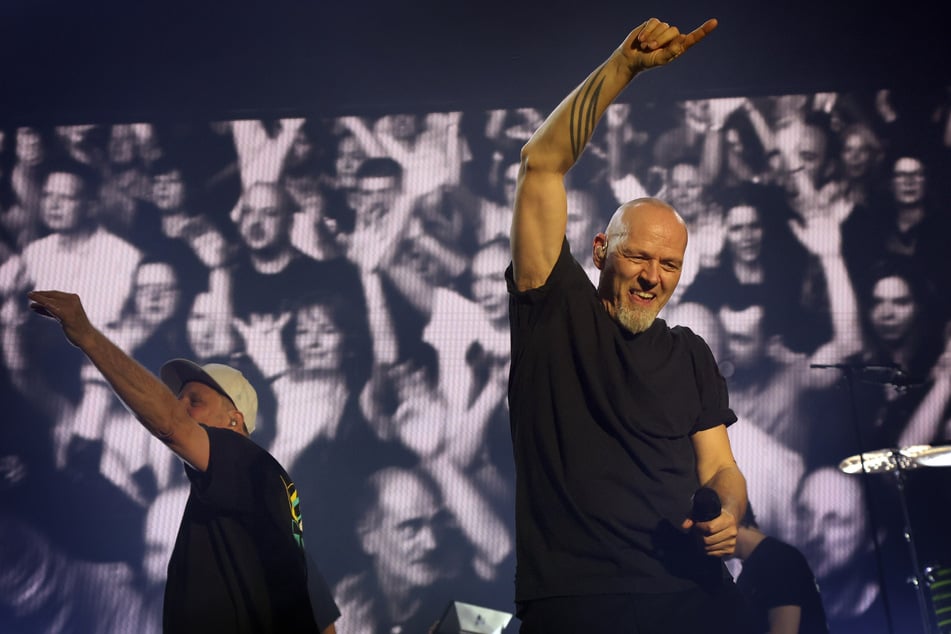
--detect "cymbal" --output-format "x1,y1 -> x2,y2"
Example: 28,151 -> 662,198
838,445 -> 934,474
913,445 -> 951,468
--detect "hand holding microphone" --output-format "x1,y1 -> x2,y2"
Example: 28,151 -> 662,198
690,486 -> 721,523
680,486 -> 738,558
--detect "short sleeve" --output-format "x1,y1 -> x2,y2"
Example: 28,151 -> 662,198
686,330 -> 737,433
306,549 -> 341,629
185,425 -> 267,513
506,239 -> 594,341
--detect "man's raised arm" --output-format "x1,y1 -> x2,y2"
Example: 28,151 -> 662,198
26,290 -> 211,470
511,17 -> 718,291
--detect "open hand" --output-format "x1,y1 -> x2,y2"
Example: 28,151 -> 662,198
27,290 -> 95,349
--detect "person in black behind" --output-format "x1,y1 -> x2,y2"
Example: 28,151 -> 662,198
507,17 -> 748,633
734,504 -> 829,634
25,289 -> 339,633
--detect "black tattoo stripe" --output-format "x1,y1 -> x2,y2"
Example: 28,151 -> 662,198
569,64 -> 607,161
585,79 -> 603,150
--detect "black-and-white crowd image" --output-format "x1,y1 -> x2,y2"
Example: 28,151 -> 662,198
1,85 -> 951,632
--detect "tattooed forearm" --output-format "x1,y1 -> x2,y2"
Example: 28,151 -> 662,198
569,63 -> 607,160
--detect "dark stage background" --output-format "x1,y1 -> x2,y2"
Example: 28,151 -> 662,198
2,2 -> 951,633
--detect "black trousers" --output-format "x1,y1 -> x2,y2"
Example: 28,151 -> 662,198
517,585 -> 751,634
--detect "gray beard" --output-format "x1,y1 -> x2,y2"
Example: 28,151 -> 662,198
616,304 -> 657,334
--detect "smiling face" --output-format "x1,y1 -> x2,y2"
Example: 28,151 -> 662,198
595,200 -> 687,334
796,467 -> 866,579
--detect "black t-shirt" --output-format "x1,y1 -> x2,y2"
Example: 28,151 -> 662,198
505,240 -> 737,602
163,426 -> 339,633
736,537 -> 830,634
231,249 -> 365,321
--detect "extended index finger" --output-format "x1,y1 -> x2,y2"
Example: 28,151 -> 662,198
681,18 -> 718,52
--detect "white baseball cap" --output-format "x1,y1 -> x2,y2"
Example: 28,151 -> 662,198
160,359 -> 258,434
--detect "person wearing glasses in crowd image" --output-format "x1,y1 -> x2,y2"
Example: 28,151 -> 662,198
506,17 -> 750,632
845,152 -> 951,322
51,257 -> 192,517
24,289 -> 340,633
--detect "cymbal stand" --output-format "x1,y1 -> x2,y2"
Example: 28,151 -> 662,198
887,449 -> 936,634
813,363 -> 896,633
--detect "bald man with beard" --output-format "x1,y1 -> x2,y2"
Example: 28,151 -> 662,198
505,17 -> 748,633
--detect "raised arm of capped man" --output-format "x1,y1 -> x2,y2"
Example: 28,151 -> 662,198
27,290 -> 232,472
511,17 -> 717,291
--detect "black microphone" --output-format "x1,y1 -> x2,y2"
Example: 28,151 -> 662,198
690,487 -> 721,523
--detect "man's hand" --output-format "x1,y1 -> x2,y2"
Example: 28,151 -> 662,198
27,290 -> 96,349
681,509 -> 738,557
617,18 -> 718,74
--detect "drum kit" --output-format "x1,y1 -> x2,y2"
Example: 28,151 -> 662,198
809,362 -> 951,632
838,444 -> 951,634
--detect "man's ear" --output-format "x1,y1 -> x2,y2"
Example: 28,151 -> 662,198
230,410 -> 248,435
593,234 -> 609,269
358,521 -> 379,555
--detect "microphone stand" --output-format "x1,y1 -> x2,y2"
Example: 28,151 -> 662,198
811,363 -> 897,634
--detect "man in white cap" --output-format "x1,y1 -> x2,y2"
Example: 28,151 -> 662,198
25,289 -> 339,633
